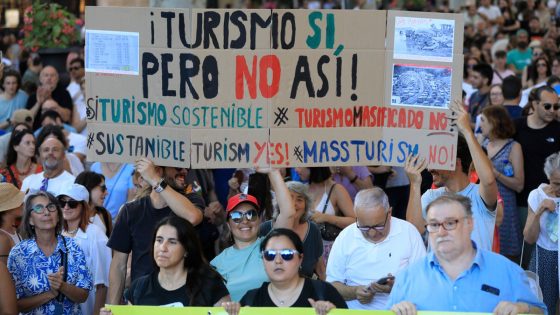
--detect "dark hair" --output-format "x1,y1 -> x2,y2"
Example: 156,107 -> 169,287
494,50 -> 507,59
529,57 -> 551,84
472,63 -> 493,86
151,216 -> 225,306
309,167 -> 332,183
426,193 -> 473,217
36,124 -> 67,152
530,85 -> 557,105
260,228 -> 304,255
1,69 -> 21,90
40,110 -> 62,125
502,75 -> 522,100
456,134 -> 472,175
20,191 -> 63,239
69,58 -> 84,68
481,105 -> 516,139
75,172 -> 106,202
547,75 -> 560,87
7,129 -> 36,166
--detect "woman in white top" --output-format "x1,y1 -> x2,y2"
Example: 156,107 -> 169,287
295,167 -> 355,263
57,184 -> 111,315
0,183 -> 24,264
524,151 -> 560,314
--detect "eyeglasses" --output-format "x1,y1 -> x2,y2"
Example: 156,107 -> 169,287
262,249 -> 300,261
425,217 -> 468,233
31,203 -> 58,214
69,66 -> 82,71
229,209 -> 258,223
540,102 -> 560,111
57,198 -> 80,208
99,185 -> 107,192
356,212 -> 390,232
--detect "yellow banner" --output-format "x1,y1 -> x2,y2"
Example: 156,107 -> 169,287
106,305 -> 493,315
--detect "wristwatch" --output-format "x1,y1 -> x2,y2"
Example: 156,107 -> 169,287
153,178 -> 168,193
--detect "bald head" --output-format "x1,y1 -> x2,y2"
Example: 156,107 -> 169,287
40,66 -> 59,89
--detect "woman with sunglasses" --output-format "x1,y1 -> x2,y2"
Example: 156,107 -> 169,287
222,229 -> 346,315
75,171 -> 112,238
211,168 -> 296,302
57,184 -> 111,315
7,190 -> 92,315
260,181 -> 326,280
100,216 -> 229,312
525,56 -> 552,89
0,129 -> 42,189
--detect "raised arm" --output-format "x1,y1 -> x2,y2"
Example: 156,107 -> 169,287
451,100 -> 498,209
136,158 -> 203,225
265,168 -> 296,230
404,154 -> 428,234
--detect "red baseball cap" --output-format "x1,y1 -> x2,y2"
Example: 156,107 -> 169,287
226,193 -> 260,213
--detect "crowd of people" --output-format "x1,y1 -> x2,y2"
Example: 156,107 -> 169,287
0,1 -> 559,315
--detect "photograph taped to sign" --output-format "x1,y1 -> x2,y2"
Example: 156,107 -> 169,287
390,64 -> 451,108
393,16 -> 455,62
85,29 -> 140,75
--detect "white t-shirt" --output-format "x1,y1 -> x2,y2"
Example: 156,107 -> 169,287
73,224 -> 111,315
527,184 -> 559,251
326,218 -> 426,310
68,132 -> 87,156
20,171 -> 75,196
477,5 -> 502,35
89,213 -> 107,235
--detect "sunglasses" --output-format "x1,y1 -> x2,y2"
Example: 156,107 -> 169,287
229,209 -> 258,223
262,249 -> 300,261
99,184 -> 107,192
58,198 -> 80,208
541,102 -> 560,111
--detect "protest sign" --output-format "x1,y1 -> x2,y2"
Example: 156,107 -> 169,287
85,8 -> 463,169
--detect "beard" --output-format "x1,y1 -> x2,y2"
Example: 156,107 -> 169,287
43,158 -> 61,171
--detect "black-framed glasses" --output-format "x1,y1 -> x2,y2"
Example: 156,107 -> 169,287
229,209 -> 258,224
356,212 -> 390,232
540,102 -> 560,111
31,203 -> 58,214
57,198 -> 80,209
262,249 -> 300,261
99,185 -> 107,193
425,217 -> 468,233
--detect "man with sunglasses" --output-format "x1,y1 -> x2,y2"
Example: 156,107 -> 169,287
66,58 -> 86,132
107,158 -> 205,305
514,85 -> 560,241
326,187 -> 425,310
388,194 -> 546,315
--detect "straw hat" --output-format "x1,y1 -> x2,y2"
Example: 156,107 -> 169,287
0,183 -> 25,212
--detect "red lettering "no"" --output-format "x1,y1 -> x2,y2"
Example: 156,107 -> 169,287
236,55 -> 281,99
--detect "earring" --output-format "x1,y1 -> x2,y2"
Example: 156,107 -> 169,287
184,253 -> 188,258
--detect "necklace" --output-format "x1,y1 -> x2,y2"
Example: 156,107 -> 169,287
268,278 -> 303,306
65,228 -> 79,235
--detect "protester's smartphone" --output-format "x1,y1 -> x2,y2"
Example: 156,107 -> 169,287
377,276 -> 395,285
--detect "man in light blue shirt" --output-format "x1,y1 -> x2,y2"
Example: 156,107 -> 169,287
387,194 -> 547,315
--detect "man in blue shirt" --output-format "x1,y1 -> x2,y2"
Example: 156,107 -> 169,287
387,194 -> 547,315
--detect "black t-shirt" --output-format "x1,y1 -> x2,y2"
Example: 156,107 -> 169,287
259,220 -> 323,278
26,84 -> 73,129
514,118 -> 560,206
107,193 -> 205,282
240,278 -> 347,308
125,270 -> 229,306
